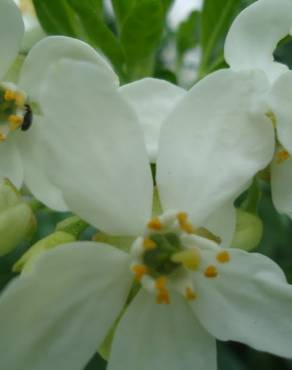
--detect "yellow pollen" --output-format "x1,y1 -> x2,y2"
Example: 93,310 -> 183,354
8,115 -> 23,131
132,264 -> 148,282
276,149 -> 290,164
216,250 -> 230,263
185,287 -> 197,301
177,212 -> 193,234
204,265 -> 218,278
155,276 -> 170,304
147,217 -> 162,231
0,133 -> 6,142
171,249 -> 201,271
143,238 -> 156,250
14,92 -> 25,106
4,89 -> 15,101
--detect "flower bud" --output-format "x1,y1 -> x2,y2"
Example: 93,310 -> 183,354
0,179 -> 36,256
13,231 -> 76,273
231,209 -> 263,251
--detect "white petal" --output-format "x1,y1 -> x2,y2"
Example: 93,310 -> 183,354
0,139 -> 23,188
0,0 -> 24,79
119,78 -> 186,162
269,71 -> 292,154
271,157 -> 292,217
16,118 -> 67,211
19,36 -> 118,101
225,0 -> 292,83
108,291 -> 216,370
203,202 -> 236,248
0,242 -> 132,370
40,60 -> 153,235
190,248 -> 292,357
157,69 -> 274,225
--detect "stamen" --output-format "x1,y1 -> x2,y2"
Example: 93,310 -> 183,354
8,115 -> 23,131
132,264 -> 148,282
147,217 -> 163,231
204,265 -> 218,278
14,92 -> 25,107
143,238 -> 156,250
171,249 -> 201,270
185,287 -> 197,301
276,149 -> 290,164
216,250 -> 230,263
156,276 -> 170,304
266,111 -> 277,128
177,212 -> 193,234
4,89 -> 15,102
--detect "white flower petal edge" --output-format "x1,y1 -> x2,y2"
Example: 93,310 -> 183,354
190,248 -> 292,357
0,242 -> 132,370
119,78 -> 186,162
0,139 -> 23,188
225,0 -> 292,83
157,68 -> 275,226
268,71 -> 292,155
0,0 -> 24,79
19,36 -> 118,101
271,157 -> 292,217
108,290 -> 216,370
203,202 -> 236,248
15,118 -> 67,211
40,59 -> 153,235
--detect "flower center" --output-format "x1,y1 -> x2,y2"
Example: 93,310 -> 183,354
0,83 -> 33,142
130,211 -> 223,305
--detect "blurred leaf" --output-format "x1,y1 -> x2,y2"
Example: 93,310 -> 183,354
176,10 -> 200,58
32,0 -> 80,36
111,0 -> 135,28
161,0 -> 174,13
199,0 -> 239,75
120,0 -> 165,78
68,0 -> 126,78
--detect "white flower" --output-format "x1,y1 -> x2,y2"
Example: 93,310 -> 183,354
0,41 -> 286,370
225,0 -> 292,217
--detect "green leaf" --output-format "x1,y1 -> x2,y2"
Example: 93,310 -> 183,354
120,0 -> 165,79
32,0 -> 80,37
161,0 -> 174,13
176,10 -> 200,58
67,0 -> 126,78
199,0 -> 240,74
111,0 -> 135,28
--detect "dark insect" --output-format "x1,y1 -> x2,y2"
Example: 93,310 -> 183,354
21,104 -> 33,131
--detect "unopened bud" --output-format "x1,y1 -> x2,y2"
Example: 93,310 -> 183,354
0,179 -> 36,256
13,231 -> 76,273
231,209 -> 263,251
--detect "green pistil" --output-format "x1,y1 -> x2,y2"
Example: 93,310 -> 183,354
143,232 -> 183,276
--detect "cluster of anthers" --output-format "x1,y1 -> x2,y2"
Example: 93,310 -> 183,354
0,83 -> 32,142
130,211 -> 231,305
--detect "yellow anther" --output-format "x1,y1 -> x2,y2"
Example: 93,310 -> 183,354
204,265 -> 218,278
8,115 -> 23,131
216,250 -> 230,263
185,287 -> 197,301
171,249 -> 201,271
143,238 -> 156,250
266,111 -> 277,128
132,264 -> 148,282
177,212 -> 193,234
147,217 -> 163,231
0,133 -> 6,142
4,89 -> 15,101
276,149 -> 290,164
14,92 -> 25,107
155,276 -> 170,304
